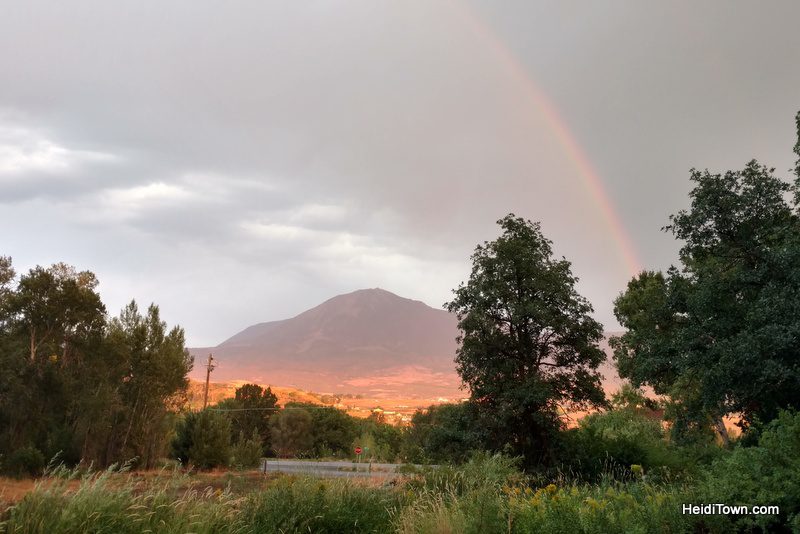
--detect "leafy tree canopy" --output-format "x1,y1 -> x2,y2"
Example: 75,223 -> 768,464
225,383 -> 277,453
614,124 -> 800,433
446,214 -> 606,464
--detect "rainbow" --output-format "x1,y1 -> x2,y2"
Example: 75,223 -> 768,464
452,2 -> 642,276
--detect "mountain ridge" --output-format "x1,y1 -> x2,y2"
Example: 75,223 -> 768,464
189,288 -> 623,398
189,288 -> 461,397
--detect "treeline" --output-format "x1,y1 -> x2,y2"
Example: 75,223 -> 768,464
0,260 -> 191,476
172,384 -> 404,469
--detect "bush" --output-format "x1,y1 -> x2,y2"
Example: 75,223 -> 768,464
2,445 -> 46,478
402,403 -> 485,464
171,411 -> 198,466
353,417 -> 403,462
231,430 -> 263,470
700,410 -> 800,532
270,408 -> 313,458
508,481 -> 692,534
556,394 -> 712,482
189,410 -> 232,469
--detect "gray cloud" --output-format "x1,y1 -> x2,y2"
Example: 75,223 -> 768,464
1,0 -> 798,345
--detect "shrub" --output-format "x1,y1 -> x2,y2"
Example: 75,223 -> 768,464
556,396 -> 710,482
189,410 -> 232,469
402,403 -> 485,464
269,408 -> 313,458
231,430 -> 263,470
2,445 -> 46,478
508,481 -> 693,534
700,410 -> 800,532
171,411 -> 198,465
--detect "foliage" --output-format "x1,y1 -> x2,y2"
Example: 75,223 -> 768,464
555,385 -> 676,481
282,402 -> 358,458
0,262 -> 106,464
240,476 -> 404,534
700,410 -> 800,532
223,384 -> 278,455
0,257 -> 192,471
1,445 -> 46,479
507,481 -> 693,534
10,456 -> 800,534
396,453 -> 521,534
613,157 -> 800,435
354,415 -> 403,462
269,408 -> 313,458
231,430 -> 263,470
104,301 -> 193,468
171,411 -> 198,466
446,214 -> 607,465
0,466 -> 246,534
189,409 -> 232,469
402,402 -> 485,464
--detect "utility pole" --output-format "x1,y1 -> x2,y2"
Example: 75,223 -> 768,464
202,353 -> 216,410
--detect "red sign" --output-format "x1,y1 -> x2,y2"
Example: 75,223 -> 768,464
354,446 -> 362,455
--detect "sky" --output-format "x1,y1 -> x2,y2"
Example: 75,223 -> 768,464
1,0 -> 799,347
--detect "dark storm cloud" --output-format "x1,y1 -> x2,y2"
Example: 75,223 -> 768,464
1,0 -> 798,345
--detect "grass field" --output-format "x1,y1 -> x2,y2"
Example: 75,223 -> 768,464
0,455 -> 762,534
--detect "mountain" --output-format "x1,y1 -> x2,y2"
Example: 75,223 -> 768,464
188,288 -> 625,398
189,288 -> 462,397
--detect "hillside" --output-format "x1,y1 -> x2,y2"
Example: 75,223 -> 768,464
189,288 -> 625,398
189,288 -> 461,397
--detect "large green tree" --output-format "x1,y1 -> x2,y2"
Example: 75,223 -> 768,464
104,301 -> 193,468
613,124 -> 800,436
0,262 -> 107,464
222,383 -> 277,454
0,259 -> 193,471
446,214 -> 607,465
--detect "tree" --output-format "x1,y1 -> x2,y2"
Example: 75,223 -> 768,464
446,214 -> 607,465
171,411 -> 198,466
225,383 -> 277,454
353,416 -> 402,462
402,402 -> 486,464
285,402 -> 358,457
613,145 -> 800,436
0,258 -> 193,471
7,263 -> 105,364
103,301 -> 193,467
189,409 -> 232,469
269,408 -> 313,457
0,261 -> 107,465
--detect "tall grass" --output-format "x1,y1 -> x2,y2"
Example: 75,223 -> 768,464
0,456 -> 740,534
0,466 -> 404,534
241,476 -> 404,533
1,464 -> 246,534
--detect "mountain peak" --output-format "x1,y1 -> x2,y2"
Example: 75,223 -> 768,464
192,288 -> 460,396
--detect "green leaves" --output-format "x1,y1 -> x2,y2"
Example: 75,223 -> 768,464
614,135 -> 800,437
446,214 -> 606,464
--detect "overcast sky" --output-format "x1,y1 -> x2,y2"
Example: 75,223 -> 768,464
1,1 -> 799,346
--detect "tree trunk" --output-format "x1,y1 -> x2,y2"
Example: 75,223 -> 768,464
30,325 -> 36,361
714,416 -> 730,447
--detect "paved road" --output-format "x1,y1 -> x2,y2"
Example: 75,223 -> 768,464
260,459 -> 408,478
